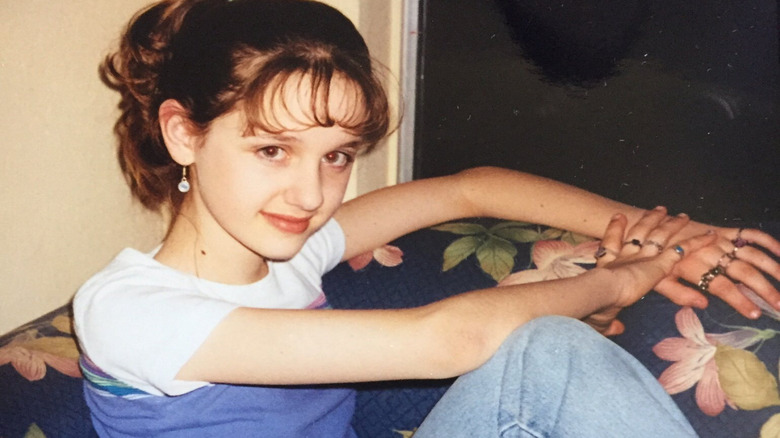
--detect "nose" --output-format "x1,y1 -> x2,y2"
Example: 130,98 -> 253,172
285,164 -> 324,212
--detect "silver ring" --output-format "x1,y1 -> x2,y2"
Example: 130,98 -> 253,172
644,239 -> 665,253
673,245 -> 685,259
698,266 -> 724,293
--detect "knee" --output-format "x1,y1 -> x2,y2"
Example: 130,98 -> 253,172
514,315 -> 595,342
500,316 -> 612,360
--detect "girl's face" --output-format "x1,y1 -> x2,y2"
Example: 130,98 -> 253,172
185,78 -> 364,265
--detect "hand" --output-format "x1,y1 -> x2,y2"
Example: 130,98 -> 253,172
585,208 -> 716,335
653,222 -> 780,319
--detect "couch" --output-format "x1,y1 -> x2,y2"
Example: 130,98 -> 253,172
2,219 -> 779,437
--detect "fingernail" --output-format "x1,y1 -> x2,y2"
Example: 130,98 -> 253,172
706,230 -> 715,235
654,206 -> 665,211
612,213 -> 622,220
749,310 -> 761,319
677,212 -> 689,218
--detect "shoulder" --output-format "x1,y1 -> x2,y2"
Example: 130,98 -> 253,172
73,247 -> 234,351
74,248 -> 188,311
290,218 -> 345,274
73,248 -> 236,395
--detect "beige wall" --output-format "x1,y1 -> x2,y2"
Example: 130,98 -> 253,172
0,0 -> 402,335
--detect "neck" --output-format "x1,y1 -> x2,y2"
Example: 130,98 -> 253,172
155,209 -> 269,285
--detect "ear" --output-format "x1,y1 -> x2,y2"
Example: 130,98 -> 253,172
159,99 -> 198,166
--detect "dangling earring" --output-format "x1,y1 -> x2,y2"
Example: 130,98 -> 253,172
177,166 -> 191,193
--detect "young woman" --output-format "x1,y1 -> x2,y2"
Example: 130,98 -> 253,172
73,0 -> 780,436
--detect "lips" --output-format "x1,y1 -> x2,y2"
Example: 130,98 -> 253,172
261,212 -> 311,234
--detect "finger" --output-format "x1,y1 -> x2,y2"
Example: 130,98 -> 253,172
604,319 -> 625,336
703,242 -> 780,310
722,256 -> 780,309
622,206 -> 668,253
730,245 -> 780,286
596,214 -> 627,266
583,314 -> 622,336
659,231 -> 718,273
655,277 -> 708,309
673,243 -> 769,319
734,228 -> 780,257
642,213 -> 691,255
704,274 -> 762,319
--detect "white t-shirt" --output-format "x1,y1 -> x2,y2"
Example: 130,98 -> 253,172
73,220 -> 356,437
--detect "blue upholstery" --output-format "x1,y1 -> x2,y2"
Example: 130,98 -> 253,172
2,220 -> 778,437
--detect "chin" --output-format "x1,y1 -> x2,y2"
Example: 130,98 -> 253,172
254,240 -> 308,263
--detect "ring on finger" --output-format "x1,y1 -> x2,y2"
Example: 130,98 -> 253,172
643,239 -> 665,253
731,227 -> 749,248
595,246 -> 613,259
672,245 -> 685,259
624,239 -> 643,248
717,252 -> 737,271
698,266 -> 725,293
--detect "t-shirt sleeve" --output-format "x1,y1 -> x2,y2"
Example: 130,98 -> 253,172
295,218 -> 346,275
75,273 -> 237,396
74,220 -> 346,397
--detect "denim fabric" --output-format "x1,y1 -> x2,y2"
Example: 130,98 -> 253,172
415,316 -> 698,438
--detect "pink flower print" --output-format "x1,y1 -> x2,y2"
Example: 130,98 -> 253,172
348,245 -> 404,271
653,307 -> 735,416
497,240 -> 599,286
0,330 -> 82,381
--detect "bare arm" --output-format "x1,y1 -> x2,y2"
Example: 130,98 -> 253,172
176,268 -> 619,386
177,211 -> 713,386
336,166 -> 780,318
335,166 -> 646,260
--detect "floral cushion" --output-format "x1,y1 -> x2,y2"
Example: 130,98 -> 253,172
325,219 -> 780,438
0,306 -> 97,438
1,219 -> 778,438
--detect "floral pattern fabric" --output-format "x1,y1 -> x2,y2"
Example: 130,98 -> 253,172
2,219 -> 779,438
430,220 -> 780,438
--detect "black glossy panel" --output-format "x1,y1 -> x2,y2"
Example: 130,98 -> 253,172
414,0 -> 779,224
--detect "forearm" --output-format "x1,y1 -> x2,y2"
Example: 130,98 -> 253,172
456,166 -> 647,238
181,268 -> 619,385
423,267 -> 618,376
337,166 -> 649,260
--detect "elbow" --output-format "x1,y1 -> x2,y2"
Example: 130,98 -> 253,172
455,166 -> 506,181
451,166 -> 510,218
412,304 -> 497,379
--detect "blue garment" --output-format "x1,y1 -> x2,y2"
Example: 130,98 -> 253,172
415,316 -> 698,438
82,373 -> 356,437
74,219 -> 356,437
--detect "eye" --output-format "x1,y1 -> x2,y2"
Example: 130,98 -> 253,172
257,146 -> 286,162
322,151 -> 354,168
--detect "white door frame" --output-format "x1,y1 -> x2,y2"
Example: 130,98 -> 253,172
398,0 -> 420,183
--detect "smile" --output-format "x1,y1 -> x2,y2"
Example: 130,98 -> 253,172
261,212 -> 311,234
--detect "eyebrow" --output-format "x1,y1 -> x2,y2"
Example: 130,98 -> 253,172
246,131 -> 366,151
246,132 -> 300,142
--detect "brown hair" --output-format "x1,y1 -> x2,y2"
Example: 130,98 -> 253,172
101,0 -> 392,215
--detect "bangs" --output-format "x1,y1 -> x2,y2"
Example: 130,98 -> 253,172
232,46 -> 391,149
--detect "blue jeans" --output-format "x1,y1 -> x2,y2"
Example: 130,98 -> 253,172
415,316 -> 698,438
